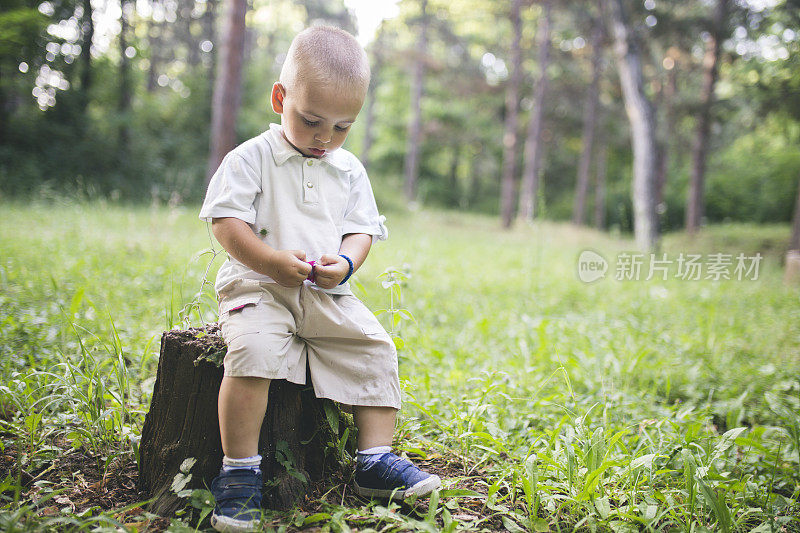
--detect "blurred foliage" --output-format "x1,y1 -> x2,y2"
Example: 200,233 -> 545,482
0,0 -> 798,231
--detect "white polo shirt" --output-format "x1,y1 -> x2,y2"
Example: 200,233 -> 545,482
199,123 -> 388,295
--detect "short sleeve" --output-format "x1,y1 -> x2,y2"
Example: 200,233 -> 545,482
341,161 -> 388,242
199,152 -> 262,224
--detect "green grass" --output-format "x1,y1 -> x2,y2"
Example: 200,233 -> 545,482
1,200 -> 798,531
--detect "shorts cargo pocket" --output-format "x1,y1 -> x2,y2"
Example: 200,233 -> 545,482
218,294 -> 263,319
219,293 -> 264,348
219,295 -> 260,352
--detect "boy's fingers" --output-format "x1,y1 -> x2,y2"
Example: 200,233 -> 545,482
316,264 -> 342,276
319,254 -> 339,265
290,249 -> 307,261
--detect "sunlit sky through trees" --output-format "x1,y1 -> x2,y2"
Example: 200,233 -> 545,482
27,0 -> 399,108
26,0 -> 793,111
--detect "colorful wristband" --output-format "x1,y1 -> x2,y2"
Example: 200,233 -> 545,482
338,254 -> 354,285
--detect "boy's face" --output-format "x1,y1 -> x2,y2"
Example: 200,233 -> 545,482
271,81 -> 365,158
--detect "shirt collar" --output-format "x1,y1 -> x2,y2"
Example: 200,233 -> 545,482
265,123 -> 350,172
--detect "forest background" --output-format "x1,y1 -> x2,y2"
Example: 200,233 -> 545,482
2,0 -> 800,244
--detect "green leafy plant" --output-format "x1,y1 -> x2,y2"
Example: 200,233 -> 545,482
376,266 -> 415,350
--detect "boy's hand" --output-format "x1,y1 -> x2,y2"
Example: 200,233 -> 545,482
268,250 -> 312,287
312,254 -> 350,289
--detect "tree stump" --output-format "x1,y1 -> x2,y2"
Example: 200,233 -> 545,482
138,325 -> 356,517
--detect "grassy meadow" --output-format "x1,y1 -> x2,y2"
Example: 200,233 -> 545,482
0,200 -> 798,532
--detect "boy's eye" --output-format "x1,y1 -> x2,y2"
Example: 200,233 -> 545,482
302,117 -> 319,127
335,125 -> 350,132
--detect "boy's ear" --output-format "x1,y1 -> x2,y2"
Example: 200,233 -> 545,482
271,83 -> 285,114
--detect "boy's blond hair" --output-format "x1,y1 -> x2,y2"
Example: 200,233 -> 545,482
280,25 -> 370,96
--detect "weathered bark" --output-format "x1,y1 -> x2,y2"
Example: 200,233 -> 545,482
403,0 -> 428,203
791,175 -> 800,251
604,0 -> 659,251
499,0 -> 524,228
518,0 -> 553,222
572,22 -> 603,226
139,326 -> 355,518
206,0 -> 247,186
686,0 -> 728,234
594,141 -> 607,229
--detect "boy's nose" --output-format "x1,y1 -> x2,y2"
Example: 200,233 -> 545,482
314,132 -> 332,144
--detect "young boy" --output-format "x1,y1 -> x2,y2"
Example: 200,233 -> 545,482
199,25 -> 440,532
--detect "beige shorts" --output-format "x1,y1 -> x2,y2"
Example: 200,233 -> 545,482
217,279 -> 401,409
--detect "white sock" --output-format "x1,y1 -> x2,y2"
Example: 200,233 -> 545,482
357,446 -> 392,456
222,454 -> 262,472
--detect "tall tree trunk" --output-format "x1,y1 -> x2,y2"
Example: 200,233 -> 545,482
448,143 -> 461,206
604,0 -> 659,251
791,175 -> 800,251
118,0 -> 132,154
361,28 -> 385,172
518,0 -> 553,222
499,0 -> 524,228
594,140 -> 607,229
572,21 -> 602,226
146,17 -> 162,92
183,0 -> 201,67
656,63 -> 677,209
469,147 -> 485,208
403,0 -> 427,204
686,0 -> 728,234
0,67 -> 6,145
360,77 -> 378,172
79,0 -> 94,111
203,0 -> 218,98
206,0 -> 247,186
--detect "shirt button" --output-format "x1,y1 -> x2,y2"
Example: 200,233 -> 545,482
306,160 -> 313,166
306,182 -> 314,188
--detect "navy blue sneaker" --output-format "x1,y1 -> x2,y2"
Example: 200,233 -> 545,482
354,452 -> 442,499
210,468 -> 262,532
